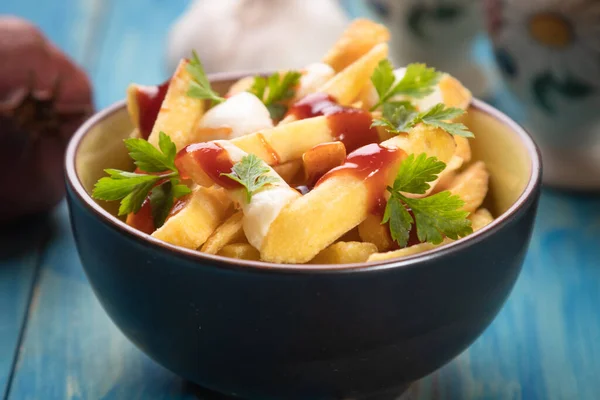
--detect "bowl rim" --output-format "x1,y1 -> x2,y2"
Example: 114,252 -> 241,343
65,76 -> 542,275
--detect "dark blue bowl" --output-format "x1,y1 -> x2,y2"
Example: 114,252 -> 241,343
65,75 -> 541,400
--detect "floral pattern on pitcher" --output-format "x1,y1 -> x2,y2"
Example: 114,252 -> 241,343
485,0 -> 600,114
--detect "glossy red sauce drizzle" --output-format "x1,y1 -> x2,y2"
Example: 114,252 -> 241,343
287,93 -> 380,152
316,143 -> 405,213
177,142 -> 241,190
126,197 -> 155,235
168,195 -> 190,220
136,80 -> 170,139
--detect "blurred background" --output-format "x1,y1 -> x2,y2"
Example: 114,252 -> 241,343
1,1 -> 599,399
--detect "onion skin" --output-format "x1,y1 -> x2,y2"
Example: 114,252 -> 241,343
0,16 -> 93,222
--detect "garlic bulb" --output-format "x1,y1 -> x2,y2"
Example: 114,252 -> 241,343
166,0 -> 349,73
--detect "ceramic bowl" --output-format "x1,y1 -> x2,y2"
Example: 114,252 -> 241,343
65,74 -> 541,400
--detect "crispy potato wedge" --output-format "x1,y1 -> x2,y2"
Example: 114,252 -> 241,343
367,206 -> 494,262
448,161 -> 490,213
319,43 -> 388,106
367,239 -> 454,262
273,160 -> 303,185
226,76 -> 255,97
260,126 -> 455,263
147,60 -> 206,150
303,141 -> 347,184
310,241 -> 378,264
358,214 -> 395,252
469,208 -> 494,231
217,243 -> 261,261
152,187 -> 232,249
201,211 -> 246,254
439,75 -> 473,110
126,84 -> 141,130
323,19 -> 390,72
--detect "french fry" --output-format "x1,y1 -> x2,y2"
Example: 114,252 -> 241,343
260,125 -> 456,263
218,243 -> 261,261
448,161 -> 489,213
302,141 -> 346,184
273,160 -> 303,185
201,211 -> 246,254
367,206 -> 494,262
226,76 -> 255,97
310,242 -> 378,264
367,239 -> 453,262
322,19 -> 390,72
152,187 -> 232,249
338,227 -> 362,242
126,84 -> 141,130
358,214 -> 395,252
319,43 -> 388,106
147,60 -> 206,150
469,208 -> 494,231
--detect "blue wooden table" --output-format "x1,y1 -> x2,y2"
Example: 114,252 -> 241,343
1,1 -> 599,399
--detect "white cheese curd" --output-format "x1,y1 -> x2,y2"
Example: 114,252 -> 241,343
241,186 -> 299,250
198,92 -> 273,139
295,62 -> 336,100
213,141 -> 299,250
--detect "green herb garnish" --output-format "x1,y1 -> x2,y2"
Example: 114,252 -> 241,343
370,61 -> 441,111
92,132 -> 191,227
221,154 -> 279,203
249,71 -> 302,120
382,153 -> 472,247
186,50 -> 225,105
372,102 -> 474,138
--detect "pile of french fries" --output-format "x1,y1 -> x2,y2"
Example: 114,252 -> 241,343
123,19 -> 493,265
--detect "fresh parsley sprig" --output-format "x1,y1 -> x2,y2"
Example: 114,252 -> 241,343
370,60 -> 441,111
186,50 -> 225,105
92,132 -> 192,228
372,102 -> 474,138
222,154 -> 279,203
382,153 -> 472,247
249,71 -> 302,120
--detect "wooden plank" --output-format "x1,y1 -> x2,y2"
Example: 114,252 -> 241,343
90,0 -> 189,109
0,0 -> 99,396
0,217 -> 49,398
406,190 -> 600,399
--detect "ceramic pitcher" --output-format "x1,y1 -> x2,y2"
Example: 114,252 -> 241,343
485,0 -> 600,189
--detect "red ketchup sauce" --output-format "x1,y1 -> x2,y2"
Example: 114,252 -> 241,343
136,80 -> 170,139
316,143 -> 405,214
176,142 -> 241,190
287,93 -> 380,153
126,198 -> 155,235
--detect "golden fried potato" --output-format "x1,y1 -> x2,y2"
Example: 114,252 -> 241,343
303,141 -> 346,184
126,84 -> 141,130
338,227 -> 362,242
469,208 -> 494,231
147,60 -> 206,150
358,214 -> 395,252
152,187 -> 232,249
448,161 -> 490,213
226,76 -> 255,97
260,126 -> 456,263
273,160 -> 303,185
218,243 -> 261,261
201,211 -> 246,254
319,43 -> 388,106
310,241 -> 378,264
367,239 -> 453,262
323,19 -> 390,72
439,75 -> 473,111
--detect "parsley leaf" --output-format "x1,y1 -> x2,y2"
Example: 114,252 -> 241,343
372,103 -> 474,138
249,71 -> 302,120
92,132 -> 191,226
370,61 -> 442,111
186,50 -> 225,105
221,154 -> 279,203
382,153 -> 472,247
